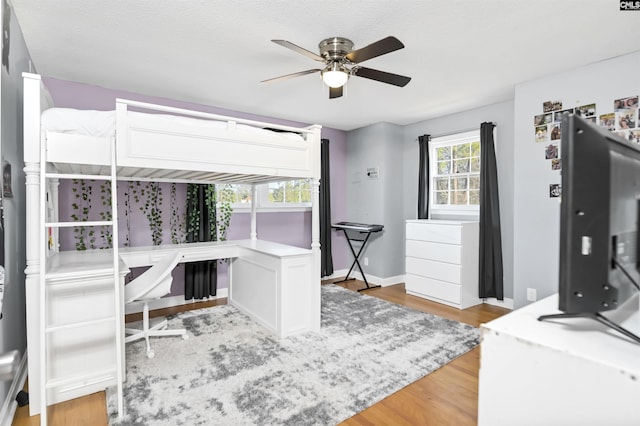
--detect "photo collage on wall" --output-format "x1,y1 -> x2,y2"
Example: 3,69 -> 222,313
533,94 -> 640,198
610,96 -> 639,142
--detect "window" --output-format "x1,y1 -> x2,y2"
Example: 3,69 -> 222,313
217,183 -> 252,205
218,179 -> 312,211
265,179 -> 311,205
430,130 -> 481,214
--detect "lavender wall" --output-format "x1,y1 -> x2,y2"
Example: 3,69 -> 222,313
45,77 -> 349,294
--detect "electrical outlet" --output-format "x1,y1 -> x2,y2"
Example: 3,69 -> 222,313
527,288 -> 537,302
364,257 -> 369,266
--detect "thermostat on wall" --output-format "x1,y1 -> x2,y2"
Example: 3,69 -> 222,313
366,167 -> 379,179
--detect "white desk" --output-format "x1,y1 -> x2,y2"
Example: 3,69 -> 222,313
120,239 -> 319,339
27,239 -> 319,412
478,294 -> 640,425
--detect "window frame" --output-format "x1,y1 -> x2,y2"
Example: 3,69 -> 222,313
428,129 -> 482,217
219,180 -> 312,213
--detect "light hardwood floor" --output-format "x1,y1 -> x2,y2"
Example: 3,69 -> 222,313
12,280 -> 509,426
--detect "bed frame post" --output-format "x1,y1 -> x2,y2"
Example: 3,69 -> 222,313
23,72 -> 44,415
49,178 -> 60,251
250,184 -> 257,240
309,125 -> 322,332
23,73 -> 42,273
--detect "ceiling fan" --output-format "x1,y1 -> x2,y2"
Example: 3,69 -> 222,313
262,36 -> 411,99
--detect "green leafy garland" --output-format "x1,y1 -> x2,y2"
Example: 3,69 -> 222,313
216,184 -> 234,242
170,183 -> 185,244
71,179 -> 94,250
132,181 -> 164,246
72,181 -> 227,250
186,183 -> 233,243
98,180 -> 112,248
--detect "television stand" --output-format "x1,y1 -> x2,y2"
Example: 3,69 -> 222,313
479,293 -> 640,425
538,311 -> 640,345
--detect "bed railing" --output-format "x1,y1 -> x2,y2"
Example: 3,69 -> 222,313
115,98 -> 320,137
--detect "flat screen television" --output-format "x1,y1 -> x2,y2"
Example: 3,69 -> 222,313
538,113 -> 640,344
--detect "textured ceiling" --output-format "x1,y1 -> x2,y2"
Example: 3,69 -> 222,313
9,1 -> 640,131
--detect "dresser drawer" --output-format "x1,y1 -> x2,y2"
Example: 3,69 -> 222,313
406,222 -> 462,244
406,256 -> 461,284
406,239 -> 462,264
405,274 -> 461,305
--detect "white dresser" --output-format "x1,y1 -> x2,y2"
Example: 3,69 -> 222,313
405,220 -> 481,309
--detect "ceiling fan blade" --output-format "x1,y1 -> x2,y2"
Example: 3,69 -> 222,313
271,40 -> 324,62
329,86 -> 343,99
345,36 -> 404,64
353,67 -> 411,87
261,69 -> 321,83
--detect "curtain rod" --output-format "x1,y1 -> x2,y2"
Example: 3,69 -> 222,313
416,122 -> 497,141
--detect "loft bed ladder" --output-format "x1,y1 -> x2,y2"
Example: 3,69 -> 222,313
38,136 -> 124,424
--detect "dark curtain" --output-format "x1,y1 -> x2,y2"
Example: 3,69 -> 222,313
478,122 -> 504,300
185,184 -> 217,299
320,138 -> 334,276
417,134 -> 431,219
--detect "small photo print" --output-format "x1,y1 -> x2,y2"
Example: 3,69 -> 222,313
554,108 -> 574,122
614,96 -> 639,111
599,113 -> 615,131
615,130 -> 631,141
575,103 -> 596,118
535,125 -> 548,142
550,124 -> 561,141
545,143 -> 559,160
616,110 -> 636,130
629,130 -> 640,144
534,113 -> 553,126
549,184 -> 561,198
543,100 -> 563,113
551,159 -> 562,171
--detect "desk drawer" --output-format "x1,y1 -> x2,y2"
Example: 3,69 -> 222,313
406,239 -> 461,264
406,256 -> 461,284
405,274 -> 461,305
406,222 -> 462,244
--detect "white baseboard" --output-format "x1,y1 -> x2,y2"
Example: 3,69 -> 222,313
322,269 -> 402,288
324,271 -> 515,310
482,297 -> 514,310
321,269 -> 350,282
0,351 -> 27,426
125,289 -> 229,315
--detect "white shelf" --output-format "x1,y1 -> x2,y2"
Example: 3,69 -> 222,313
45,220 -> 113,228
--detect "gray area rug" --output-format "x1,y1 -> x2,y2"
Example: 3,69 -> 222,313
107,284 -> 479,425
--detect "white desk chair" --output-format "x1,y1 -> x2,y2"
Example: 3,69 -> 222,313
124,251 -> 187,358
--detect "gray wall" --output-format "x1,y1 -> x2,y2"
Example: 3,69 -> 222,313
401,101 -> 515,300
346,122 -> 405,280
513,50 -> 640,308
0,0 -> 30,403
346,51 -> 640,308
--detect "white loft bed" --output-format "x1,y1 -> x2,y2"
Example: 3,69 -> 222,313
22,73 -> 322,419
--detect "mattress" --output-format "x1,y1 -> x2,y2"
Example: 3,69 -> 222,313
40,108 -> 305,142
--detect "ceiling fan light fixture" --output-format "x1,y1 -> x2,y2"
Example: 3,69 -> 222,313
321,62 -> 349,88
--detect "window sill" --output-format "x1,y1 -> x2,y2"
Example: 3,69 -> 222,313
231,206 -> 312,214
430,209 -> 479,221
